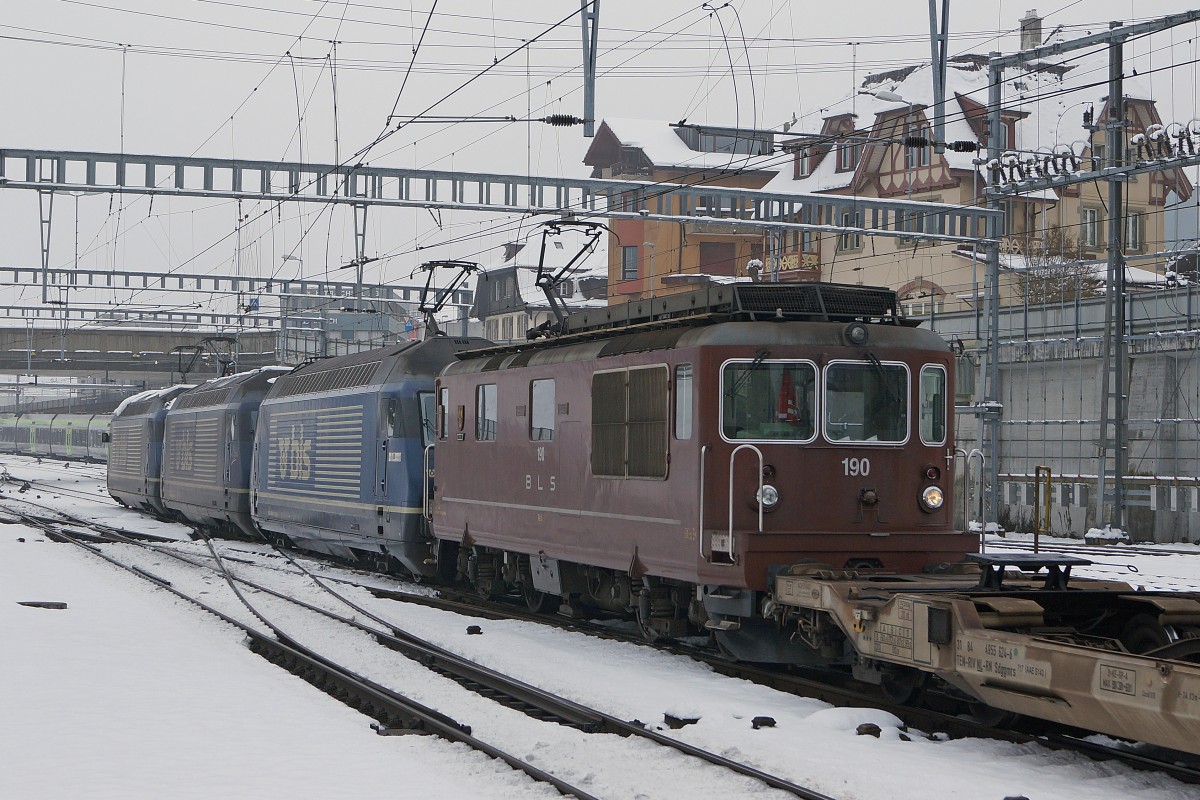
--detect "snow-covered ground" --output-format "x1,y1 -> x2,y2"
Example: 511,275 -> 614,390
2,455 -> 1199,800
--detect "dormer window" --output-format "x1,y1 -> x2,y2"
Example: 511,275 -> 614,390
674,126 -> 772,156
794,147 -> 812,179
837,141 -> 861,172
906,124 -> 932,169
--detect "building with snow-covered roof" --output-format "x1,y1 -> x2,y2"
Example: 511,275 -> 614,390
470,240 -> 607,344
584,10 -> 1193,314
583,118 -> 781,304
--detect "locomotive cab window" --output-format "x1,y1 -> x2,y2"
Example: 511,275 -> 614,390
824,360 -> 909,443
385,398 -> 401,438
530,379 -> 555,441
919,366 -> 947,445
475,384 -> 498,441
418,392 -> 436,447
721,360 -> 816,442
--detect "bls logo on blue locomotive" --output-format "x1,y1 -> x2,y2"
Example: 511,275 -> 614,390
275,423 -> 313,481
265,406 -> 363,499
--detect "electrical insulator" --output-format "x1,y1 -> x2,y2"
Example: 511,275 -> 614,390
1082,105 -> 1094,127
947,141 -> 979,153
542,114 -> 585,127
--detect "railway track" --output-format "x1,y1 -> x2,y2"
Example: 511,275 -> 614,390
985,537 -> 1200,559
5,472 -> 1200,789
15,508 -> 839,800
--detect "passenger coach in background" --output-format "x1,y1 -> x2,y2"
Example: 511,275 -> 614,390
0,413 -> 111,461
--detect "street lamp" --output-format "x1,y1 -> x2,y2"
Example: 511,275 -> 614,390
860,89 -> 916,197
642,241 -> 656,298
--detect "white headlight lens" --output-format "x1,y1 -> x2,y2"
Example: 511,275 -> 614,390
920,485 -> 945,511
757,484 -> 780,509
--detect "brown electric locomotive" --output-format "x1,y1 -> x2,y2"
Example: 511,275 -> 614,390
430,282 -> 978,661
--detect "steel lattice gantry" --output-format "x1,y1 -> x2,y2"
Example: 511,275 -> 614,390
0,148 -> 1000,244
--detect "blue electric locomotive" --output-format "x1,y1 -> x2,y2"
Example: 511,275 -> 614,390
250,335 -> 490,576
161,367 -> 288,538
107,385 -> 192,514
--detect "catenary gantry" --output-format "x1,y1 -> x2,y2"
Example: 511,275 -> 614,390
0,147 -> 1000,245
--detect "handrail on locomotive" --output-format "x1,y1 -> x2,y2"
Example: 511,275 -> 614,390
725,444 -> 765,565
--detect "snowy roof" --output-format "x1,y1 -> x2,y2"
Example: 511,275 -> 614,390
478,240 -> 608,311
594,117 -> 783,173
953,248 -> 1168,287
766,50 -> 1161,196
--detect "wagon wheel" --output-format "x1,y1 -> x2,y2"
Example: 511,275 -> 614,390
879,666 -> 928,705
967,702 -> 1020,729
518,555 -> 551,613
1120,613 -> 1174,654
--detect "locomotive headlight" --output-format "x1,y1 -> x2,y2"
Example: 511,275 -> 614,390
920,485 -> 945,512
756,484 -> 781,510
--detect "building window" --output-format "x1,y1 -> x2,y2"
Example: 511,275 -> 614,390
1090,141 -> 1105,170
837,141 -> 861,172
674,364 -> 693,440
1081,207 -> 1101,248
530,379 -> 555,441
1125,212 -> 1142,252
502,316 -> 513,341
698,241 -> 737,276
591,366 -> 668,479
794,147 -> 812,179
838,211 -> 862,251
621,245 -> 639,280
906,124 -> 931,169
475,383 -> 497,441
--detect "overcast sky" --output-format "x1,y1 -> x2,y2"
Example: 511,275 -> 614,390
1,1 -> 1196,321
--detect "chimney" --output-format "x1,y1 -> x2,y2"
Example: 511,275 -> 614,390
1020,9 -> 1043,50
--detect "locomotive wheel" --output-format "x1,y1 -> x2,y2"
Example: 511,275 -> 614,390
521,579 -> 551,613
518,556 -> 551,613
1120,613 -> 1173,654
468,548 -> 502,600
635,611 -> 664,643
880,666 -> 927,705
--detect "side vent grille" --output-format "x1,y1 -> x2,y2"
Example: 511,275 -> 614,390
273,361 -> 381,398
